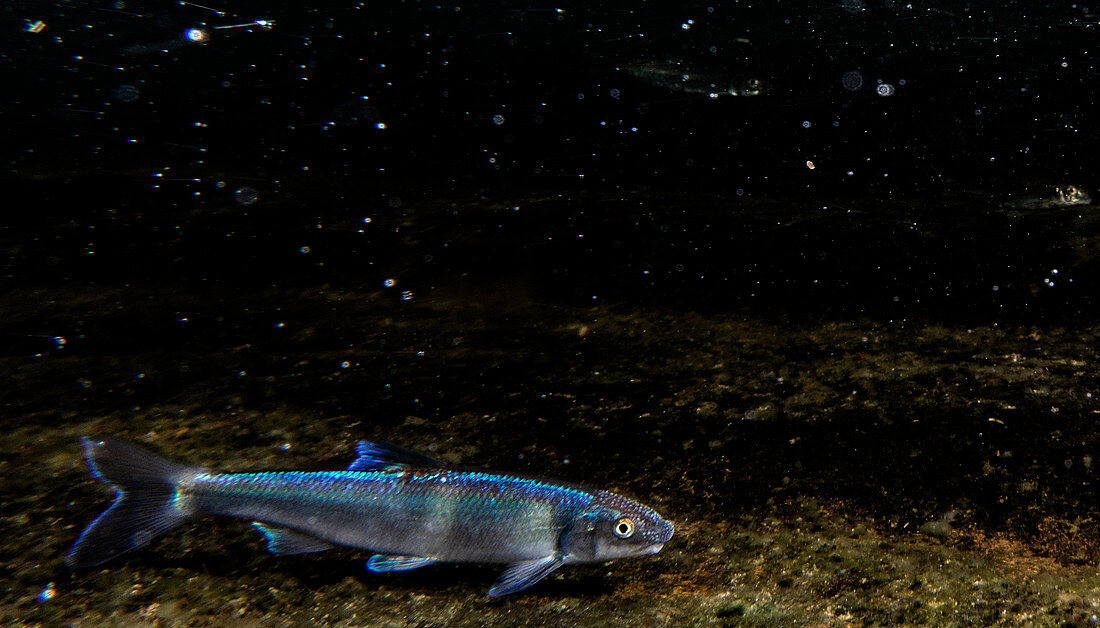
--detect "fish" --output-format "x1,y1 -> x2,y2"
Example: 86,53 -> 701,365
1000,184 -> 1092,210
66,437 -> 674,597
620,60 -> 768,97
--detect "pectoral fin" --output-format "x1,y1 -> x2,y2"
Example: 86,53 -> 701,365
487,555 -> 565,597
251,523 -> 334,554
366,554 -> 437,572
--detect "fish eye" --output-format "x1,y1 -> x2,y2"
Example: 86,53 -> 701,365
613,517 -> 635,538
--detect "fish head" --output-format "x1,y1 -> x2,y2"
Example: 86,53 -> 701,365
561,490 -> 674,563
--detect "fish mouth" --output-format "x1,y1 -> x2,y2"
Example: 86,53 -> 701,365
642,543 -> 665,555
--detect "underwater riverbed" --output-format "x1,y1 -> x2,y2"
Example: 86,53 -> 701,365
5,254 -> 1100,625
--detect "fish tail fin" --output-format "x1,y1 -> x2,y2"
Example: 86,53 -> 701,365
66,436 -> 200,569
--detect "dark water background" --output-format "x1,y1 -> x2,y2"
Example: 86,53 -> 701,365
4,1 -> 1100,625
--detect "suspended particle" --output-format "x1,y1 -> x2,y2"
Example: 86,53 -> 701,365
805,160 -> 816,170
876,83 -> 895,97
841,70 -> 863,91
609,88 -> 621,99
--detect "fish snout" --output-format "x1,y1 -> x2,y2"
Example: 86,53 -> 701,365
655,518 -> 675,544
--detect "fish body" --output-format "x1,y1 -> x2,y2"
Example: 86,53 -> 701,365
67,437 -> 674,597
621,60 -> 768,97
1000,184 -> 1092,210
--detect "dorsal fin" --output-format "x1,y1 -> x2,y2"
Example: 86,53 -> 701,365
347,441 -> 447,471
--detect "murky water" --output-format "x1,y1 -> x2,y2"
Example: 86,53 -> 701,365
5,1 -> 1100,625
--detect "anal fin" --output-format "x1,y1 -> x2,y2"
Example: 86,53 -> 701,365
488,555 -> 564,597
252,523 -> 334,554
366,554 -> 437,572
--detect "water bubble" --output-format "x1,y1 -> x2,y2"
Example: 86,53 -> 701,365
876,83 -> 896,97
112,84 -> 140,103
400,290 -> 415,301
841,70 -> 864,91
491,114 -> 505,125
184,28 -> 208,43
801,120 -> 811,128
340,361 -> 351,369
609,88 -> 621,99
234,186 -> 259,206
383,278 -> 396,288
298,245 -> 311,254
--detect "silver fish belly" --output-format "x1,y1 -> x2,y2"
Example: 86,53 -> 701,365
66,437 -> 674,597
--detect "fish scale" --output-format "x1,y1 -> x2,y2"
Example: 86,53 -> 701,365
185,469 -> 594,561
